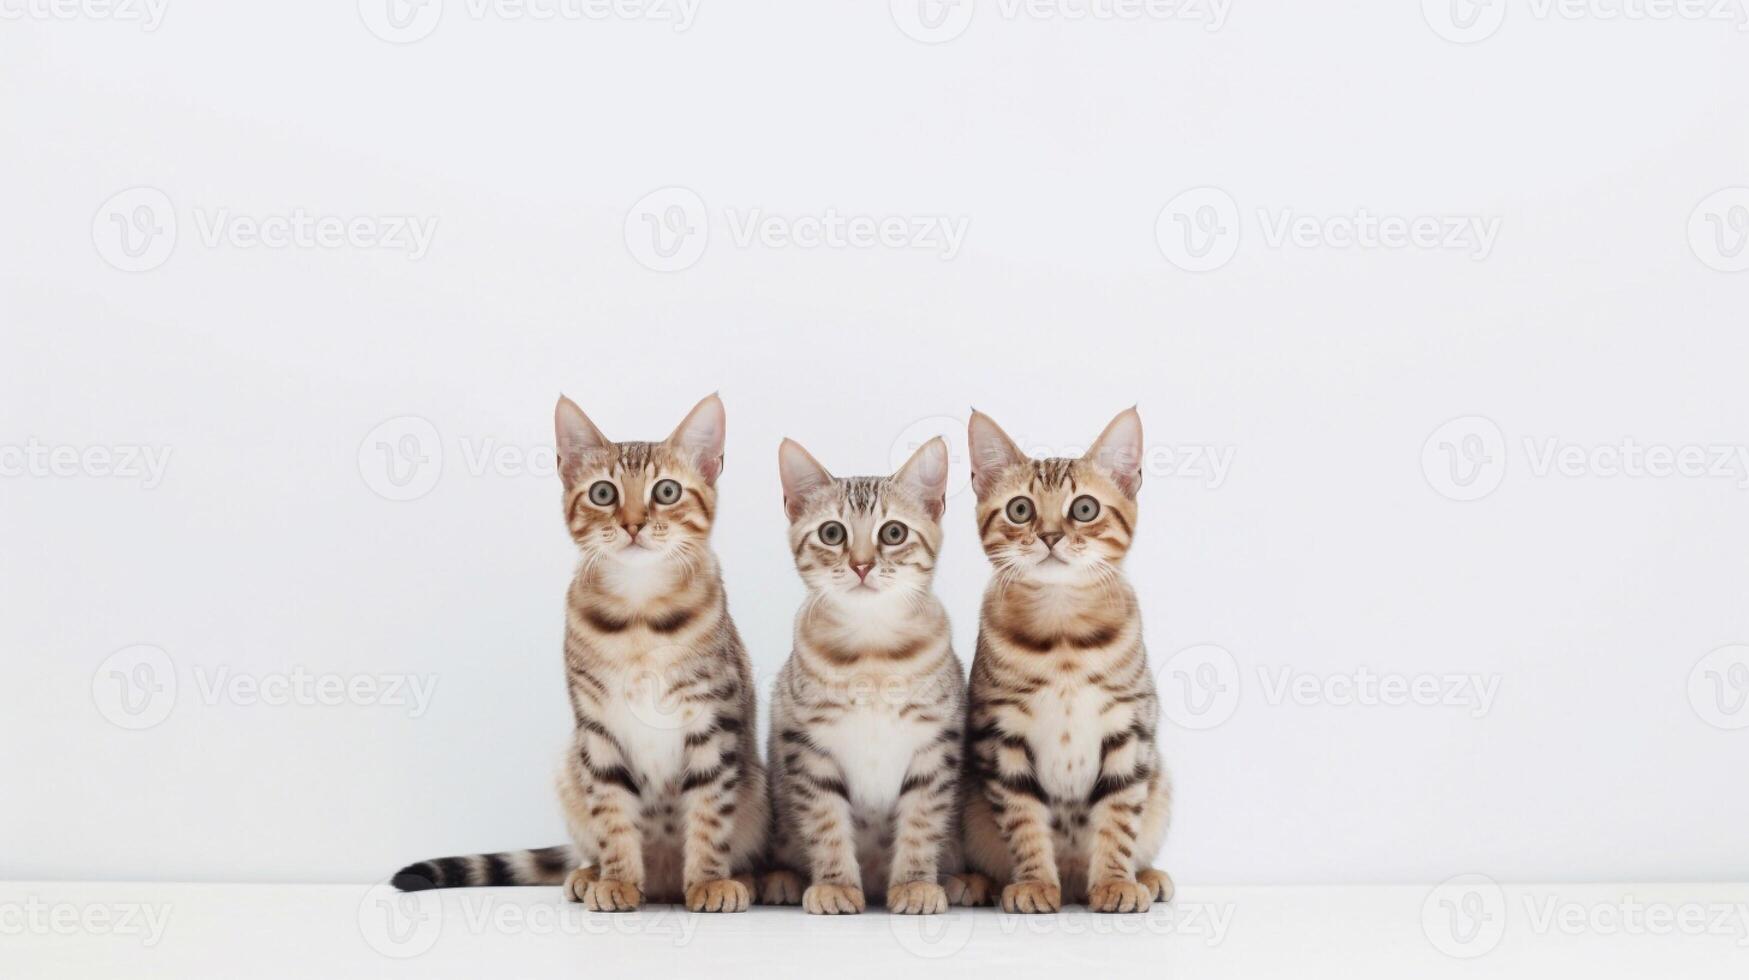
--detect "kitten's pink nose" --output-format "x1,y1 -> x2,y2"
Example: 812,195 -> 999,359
851,562 -> 873,582
623,521 -> 646,541
1040,531 -> 1064,550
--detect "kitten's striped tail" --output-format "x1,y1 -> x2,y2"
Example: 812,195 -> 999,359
392,845 -> 576,891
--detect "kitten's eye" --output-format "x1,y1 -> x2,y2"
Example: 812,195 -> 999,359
652,479 -> 682,505
817,521 -> 847,546
1005,497 -> 1035,524
588,481 -> 618,507
879,521 -> 909,546
1070,495 -> 1101,522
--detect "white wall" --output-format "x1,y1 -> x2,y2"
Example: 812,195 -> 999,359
2,2 -> 1745,886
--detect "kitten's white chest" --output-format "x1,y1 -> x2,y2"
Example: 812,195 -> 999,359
596,666 -> 695,794
1031,682 -> 1104,802
812,702 -> 936,815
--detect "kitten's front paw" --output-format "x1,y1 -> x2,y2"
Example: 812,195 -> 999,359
1137,868 -> 1175,904
1087,879 -> 1152,913
802,882 -> 866,915
759,869 -> 804,906
887,881 -> 948,915
584,878 -> 643,912
1000,880 -> 1061,914
944,872 -> 994,907
685,877 -> 751,913
561,866 -> 599,903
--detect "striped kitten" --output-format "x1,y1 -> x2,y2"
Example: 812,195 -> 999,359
393,394 -> 769,913
960,408 -> 1174,914
760,437 -> 986,915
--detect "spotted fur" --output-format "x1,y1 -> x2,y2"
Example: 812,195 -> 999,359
393,394 -> 768,914
760,438 -> 986,914
960,408 -> 1174,914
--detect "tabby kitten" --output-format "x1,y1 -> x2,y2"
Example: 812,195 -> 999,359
393,394 -> 769,913
760,437 -> 984,915
960,408 -> 1174,914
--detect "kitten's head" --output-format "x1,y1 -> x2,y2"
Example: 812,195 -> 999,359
554,393 -> 724,570
968,408 -> 1143,585
778,437 -> 949,601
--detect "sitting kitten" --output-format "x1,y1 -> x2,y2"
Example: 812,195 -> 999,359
393,394 -> 768,913
960,408 -> 1174,914
760,437 -> 985,914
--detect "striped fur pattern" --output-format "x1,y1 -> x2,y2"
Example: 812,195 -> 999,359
393,845 -> 574,891
761,438 -> 987,914
960,408 -> 1174,914
394,394 -> 769,914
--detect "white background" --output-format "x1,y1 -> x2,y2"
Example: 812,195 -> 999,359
2,0 -> 1746,890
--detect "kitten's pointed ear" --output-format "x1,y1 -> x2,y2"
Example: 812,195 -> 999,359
894,436 -> 950,521
778,438 -> 833,523
1085,406 -> 1144,497
555,395 -> 610,490
666,393 -> 726,485
968,410 -> 1026,498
